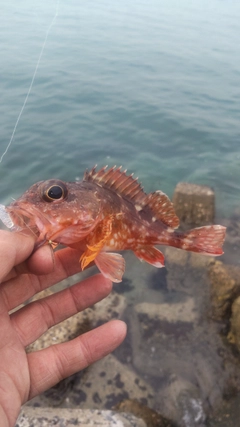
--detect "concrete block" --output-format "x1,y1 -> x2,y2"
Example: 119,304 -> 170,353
172,182 -> 215,226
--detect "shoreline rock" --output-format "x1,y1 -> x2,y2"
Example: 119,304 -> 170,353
172,182 -> 215,227
16,407 -> 147,427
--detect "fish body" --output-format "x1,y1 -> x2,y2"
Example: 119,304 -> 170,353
6,166 -> 226,282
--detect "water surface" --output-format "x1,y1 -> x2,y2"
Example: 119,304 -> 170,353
1,0 -> 240,217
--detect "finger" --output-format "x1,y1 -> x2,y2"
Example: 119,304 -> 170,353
4,244 -> 55,282
11,274 -> 112,347
27,319 -> 127,399
23,244 -> 55,275
0,230 -> 35,280
0,247 -> 84,311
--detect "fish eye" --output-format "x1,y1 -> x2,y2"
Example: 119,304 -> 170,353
41,180 -> 68,202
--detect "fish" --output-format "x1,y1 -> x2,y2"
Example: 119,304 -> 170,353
4,166 -> 226,282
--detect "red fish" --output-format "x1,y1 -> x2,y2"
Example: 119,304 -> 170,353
5,166 -> 226,282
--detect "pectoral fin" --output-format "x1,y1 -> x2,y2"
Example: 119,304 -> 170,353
134,246 -> 165,268
95,252 -> 125,283
80,216 -> 114,270
80,246 -> 99,270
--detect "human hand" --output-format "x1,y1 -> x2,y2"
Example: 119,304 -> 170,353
0,230 -> 127,427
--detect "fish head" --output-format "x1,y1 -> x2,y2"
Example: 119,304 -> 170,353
6,179 -> 102,247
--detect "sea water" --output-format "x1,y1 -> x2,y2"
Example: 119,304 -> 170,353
0,0 -> 240,218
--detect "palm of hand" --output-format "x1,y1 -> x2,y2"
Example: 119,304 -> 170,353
0,231 -> 126,427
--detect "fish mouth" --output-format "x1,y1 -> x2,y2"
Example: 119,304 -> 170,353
6,202 -> 99,251
6,203 -> 56,247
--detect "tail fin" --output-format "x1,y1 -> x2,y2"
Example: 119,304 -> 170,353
179,225 -> 226,256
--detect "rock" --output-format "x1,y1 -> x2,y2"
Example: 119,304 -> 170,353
228,296 -> 240,351
160,375 -> 207,427
27,354 -> 154,410
172,182 -> 215,226
115,399 -> 174,427
117,251 -> 168,300
27,291 -> 127,352
164,247 -> 213,296
207,393 -> 240,427
164,245 -> 214,270
214,211 -> 240,265
16,406 -> 147,427
207,260 -> 240,320
164,246 -> 189,268
124,291 -> 239,425
134,299 -> 197,324
131,298 -> 197,378
68,354 -> 155,410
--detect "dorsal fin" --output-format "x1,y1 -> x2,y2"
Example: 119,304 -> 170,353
84,165 -> 147,203
144,191 -> 179,228
84,166 -> 180,229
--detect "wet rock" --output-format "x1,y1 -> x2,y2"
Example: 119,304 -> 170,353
207,393 -> 240,427
27,354 -> 154,410
217,213 -> 240,266
27,291 -> 127,352
157,337 -> 239,427
161,375 -> 207,427
227,296 -> 240,351
164,246 -> 189,268
164,247 -> 213,295
164,246 -> 214,270
115,399 -> 174,427
16,406 -> 146,427
70,354 -> 154,410
172,182 -> 215,226
208,260 -> 240,320
131,297 -> 197,378
134,298 -> 197,324
125,290 -> 239,426
119,251 -> 169,301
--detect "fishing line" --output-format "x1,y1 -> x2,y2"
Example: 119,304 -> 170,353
0,0 -> 60,164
